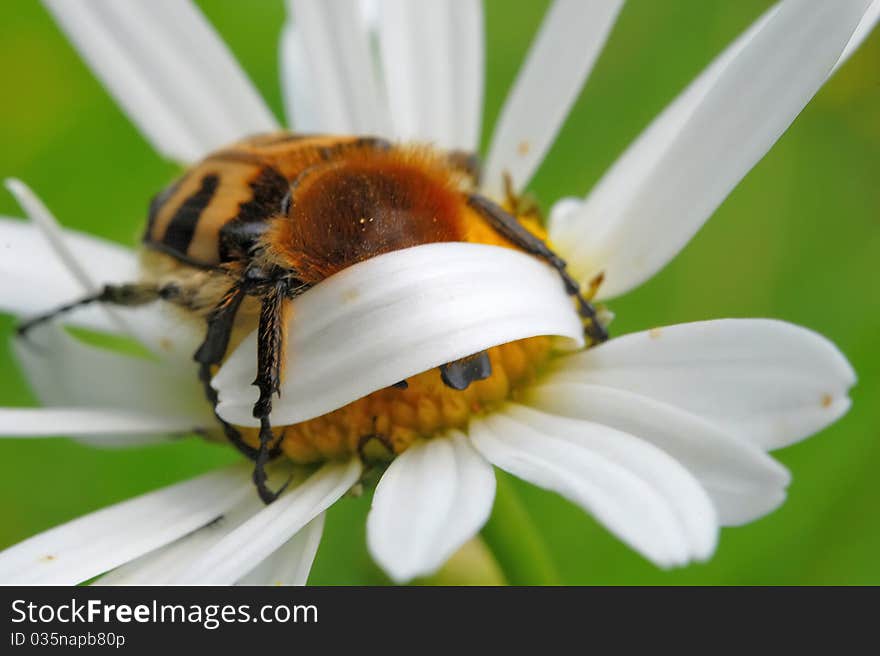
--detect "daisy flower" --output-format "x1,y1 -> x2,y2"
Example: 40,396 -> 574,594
0,0 -> 877,585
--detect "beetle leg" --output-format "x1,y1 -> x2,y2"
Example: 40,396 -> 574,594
502,171 -> 541,221
446,150 -> 483,187
440,351 -> 492,390
252,279 -> 293,504
16,282 -> 182,337
194,280 -> 246,367
193,279 -> 282,462
467,193 -> 609,345
356,432 -> 395,463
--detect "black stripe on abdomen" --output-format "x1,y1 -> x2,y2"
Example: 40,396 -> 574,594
144,177 -> 183,242
219,166 -> 289,262
237,166 -> 289,223
162,173 -> 219,255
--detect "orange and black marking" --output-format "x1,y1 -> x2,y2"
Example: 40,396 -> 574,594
145,134 -> 387,266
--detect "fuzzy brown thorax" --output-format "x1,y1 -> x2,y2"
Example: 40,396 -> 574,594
262,147 -> 471,283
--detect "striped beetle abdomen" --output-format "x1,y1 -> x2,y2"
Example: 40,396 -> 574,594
143,132 -> 380,267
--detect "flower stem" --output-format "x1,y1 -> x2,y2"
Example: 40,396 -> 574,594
417,537 -> 507,586
481,473 -> 561,585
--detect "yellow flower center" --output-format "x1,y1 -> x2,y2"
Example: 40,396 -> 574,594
234,336 -> 553,463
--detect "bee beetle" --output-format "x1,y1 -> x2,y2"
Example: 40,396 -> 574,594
18,132 -> 607,503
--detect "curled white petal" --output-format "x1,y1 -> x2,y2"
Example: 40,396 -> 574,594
526,383 -> 791,525
551,0 -> 873,298
0,464 -> 254,585
483,0 -> 624,197
367,432 -> 495,583
43,0 -> 278,163
286,0 -> 389,135
549,319 -> 856,451
172,459 -> 361,585
378,0 -> 484,149
471,405 -> 717,567
214,243 -> 583,427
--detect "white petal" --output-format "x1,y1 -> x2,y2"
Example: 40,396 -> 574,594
378,0 -> 485,149
14,324 -> 209,446
551,0 -> 873,298
279,22 -> 320,132
546,196 -> 584,235
0,217 -> 129,333
550,319 -> 856,451
172,459 -> 361,585
14,324 -> 205,418
6,181 -> 106,301
3,180 -> 201,360
98,494 -> 324,586
526,383 -> 791,525
482,0 -> 624,197
95,495 -> 264,585
0,189 -> 135,335
0,407 -> 198,440
547,2 -> 776,268
286,0 -> 389,136
833,0 -> 880,74
367,432 -> 495,583
215,243 -> 583,427
450,0 -> 485,152
43,0 -> 278,163
236,513 -> 325,586
471,404 -> 717,567
0,464 -> 253,585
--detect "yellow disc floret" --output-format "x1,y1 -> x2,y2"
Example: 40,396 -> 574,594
234,336 -> 553,464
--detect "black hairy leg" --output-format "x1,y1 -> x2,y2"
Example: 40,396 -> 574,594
251,279 -> 293,504
13,277 -> 278,466
467,194 -> 609,345
193,279 -> 284,463
16,282 -> 180,337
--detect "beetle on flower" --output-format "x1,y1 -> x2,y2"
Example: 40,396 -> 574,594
0,0 -> 877,585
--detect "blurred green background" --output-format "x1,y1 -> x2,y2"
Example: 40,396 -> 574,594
0,0 -> 878,585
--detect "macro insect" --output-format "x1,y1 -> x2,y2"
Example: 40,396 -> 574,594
17,132 -> 608,503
